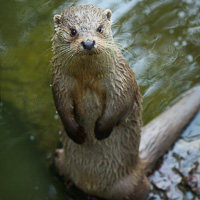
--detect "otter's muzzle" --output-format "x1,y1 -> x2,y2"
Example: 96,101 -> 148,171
81,40 -> 96,50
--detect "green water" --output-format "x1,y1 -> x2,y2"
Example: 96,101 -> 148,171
0,0 -> 200,199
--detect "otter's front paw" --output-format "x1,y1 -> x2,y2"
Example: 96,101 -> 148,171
94,117 -> 114,140
65,124 -> 85,144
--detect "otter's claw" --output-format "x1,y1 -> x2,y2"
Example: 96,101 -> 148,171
94,117 -> 114,140
65,124 -> 85,144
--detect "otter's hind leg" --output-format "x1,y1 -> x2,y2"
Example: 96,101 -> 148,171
55,149 -> 69,178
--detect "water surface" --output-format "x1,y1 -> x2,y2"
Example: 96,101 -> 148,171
0,0 -> 200,199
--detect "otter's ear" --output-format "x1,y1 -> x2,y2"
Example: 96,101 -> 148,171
54,14 -> 61,27
104,9 -> 112,21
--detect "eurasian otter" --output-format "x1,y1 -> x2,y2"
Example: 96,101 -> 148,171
51,4 -> 200,200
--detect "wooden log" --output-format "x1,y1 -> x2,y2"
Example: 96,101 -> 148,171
139,85 -> 200,173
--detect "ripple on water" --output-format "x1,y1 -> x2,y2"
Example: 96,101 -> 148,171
178,11 -> 185,19
1,0 -> 200,199
186,55 -> 193,63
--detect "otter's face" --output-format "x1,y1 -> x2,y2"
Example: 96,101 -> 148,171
53,5 -> 113,56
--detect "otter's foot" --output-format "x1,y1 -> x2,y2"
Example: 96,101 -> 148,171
55,148 -> 73,188
55,149 -> 67,176
55,149 -> 63,158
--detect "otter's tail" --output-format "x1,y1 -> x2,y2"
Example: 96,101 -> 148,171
139,85 -> 200,173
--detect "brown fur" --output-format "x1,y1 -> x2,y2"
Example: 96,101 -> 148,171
52,5 -> 149,200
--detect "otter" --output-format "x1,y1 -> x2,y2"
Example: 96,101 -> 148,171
51,4 -> 200,200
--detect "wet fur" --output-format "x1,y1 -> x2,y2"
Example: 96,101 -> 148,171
52,5 -> 149,200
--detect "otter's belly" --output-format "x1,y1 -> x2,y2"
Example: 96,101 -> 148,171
63,90 -> 139,197
64,89 -> 110,193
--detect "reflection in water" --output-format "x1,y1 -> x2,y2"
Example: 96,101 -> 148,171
0,0 -> 200,199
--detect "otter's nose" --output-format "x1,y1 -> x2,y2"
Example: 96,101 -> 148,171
82,40 -> 96,50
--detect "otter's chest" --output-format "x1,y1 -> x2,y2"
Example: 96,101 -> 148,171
73,83 -> 104,140
77,88 -> 102,120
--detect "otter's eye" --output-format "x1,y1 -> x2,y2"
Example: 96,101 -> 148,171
97,26 -> 103,33
71,29 -> 77,37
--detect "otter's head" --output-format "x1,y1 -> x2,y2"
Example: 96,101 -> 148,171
53,5 -> 113,57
